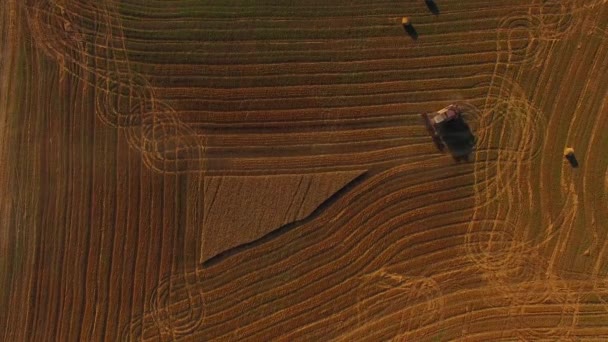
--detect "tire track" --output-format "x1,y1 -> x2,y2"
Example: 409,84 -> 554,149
25,0 -> 207,174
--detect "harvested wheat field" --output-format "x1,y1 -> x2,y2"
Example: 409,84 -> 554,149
2,0 -> 608,340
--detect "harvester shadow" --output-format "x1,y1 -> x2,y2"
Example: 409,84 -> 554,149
425,0 -> 440,15
566,154 -> 579,168
437,117 -> 476,162
403,25 -> 419,40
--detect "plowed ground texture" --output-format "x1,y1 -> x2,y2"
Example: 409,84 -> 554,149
2,0 -> 608,341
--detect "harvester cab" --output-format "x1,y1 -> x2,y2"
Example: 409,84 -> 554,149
431,105 -> 460,125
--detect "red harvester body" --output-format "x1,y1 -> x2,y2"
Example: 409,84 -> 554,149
422,104 -> 462,151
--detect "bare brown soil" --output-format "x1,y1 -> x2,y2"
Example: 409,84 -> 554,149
2,0 -> 608,341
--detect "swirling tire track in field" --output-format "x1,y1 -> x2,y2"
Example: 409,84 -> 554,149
125,100 -> 206,174
24,0 -> 207,174
149,273 -> 207,339
495,0 -> 594,70
24,1 -> 89,70
94,71 -> 154,128
462,19 -> 558,282
464,3 -> 608,340
355,268 -> 444,341
465,95 -> 547,277
464,4 -> 563,320
120,271 -> 207,341
496,11 -> 547,68
510,279 -> 580,341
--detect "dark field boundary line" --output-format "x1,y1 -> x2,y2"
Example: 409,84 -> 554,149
203,170 -> 368,267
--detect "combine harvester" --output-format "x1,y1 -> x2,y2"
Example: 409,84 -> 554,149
422,104 -> 476,161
